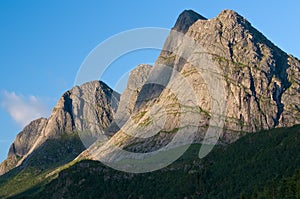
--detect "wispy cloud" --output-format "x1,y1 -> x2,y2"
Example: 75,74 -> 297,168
2,91 -> 51,127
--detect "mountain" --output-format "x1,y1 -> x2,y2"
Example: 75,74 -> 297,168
0,9 -> 300,198
0,80 -> 119,176
82,9 -> 300,165
160,9 -> 300,133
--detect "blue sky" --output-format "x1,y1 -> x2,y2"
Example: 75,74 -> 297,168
0,0 -> 299,162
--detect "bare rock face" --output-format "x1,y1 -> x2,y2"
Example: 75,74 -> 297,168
155,9 -> 300,138
43,81 -> 119,146
187,10 -> 299,133
0,118 -> 47,175
105,64 -> 152,136
85,10 -> 300,163
0,81 -> 119,175
281,56 -> 300,125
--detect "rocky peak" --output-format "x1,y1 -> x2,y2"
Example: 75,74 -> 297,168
0,117 -> 47,175
127,64 -> 152,90
0,81 -> 120,175
217,9 -> 249,25
173,9 -> 207,33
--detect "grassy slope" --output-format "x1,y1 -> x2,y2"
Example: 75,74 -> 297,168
6,125 -> 300,199
0,133 -> 85,198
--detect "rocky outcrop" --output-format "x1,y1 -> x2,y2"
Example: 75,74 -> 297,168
105,64 -> 152,136
189,10 -> 299,132
0,81 -> 119,175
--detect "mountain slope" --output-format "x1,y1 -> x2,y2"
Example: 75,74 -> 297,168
84,9 -> 300,165
0,133 -> 85,198
9,125 -> 300,199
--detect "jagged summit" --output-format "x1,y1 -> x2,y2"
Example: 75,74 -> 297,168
217,9 -> 247,21
173,9 -> 207,33
173,9 -> 249,35
215,10 -> 254,31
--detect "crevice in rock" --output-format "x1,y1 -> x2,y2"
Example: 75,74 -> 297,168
295,105 -> 300,112
228,42 -> 234,61
270,52 -> 291,127
63,91 -> 75,127
272,82 -> 284,127
248,67 -> 269,128
10,143 -> 16,155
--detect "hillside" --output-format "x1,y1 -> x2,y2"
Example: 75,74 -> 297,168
6,125 -> 300,199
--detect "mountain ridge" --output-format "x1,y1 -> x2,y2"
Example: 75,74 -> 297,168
0,9 -> 300,198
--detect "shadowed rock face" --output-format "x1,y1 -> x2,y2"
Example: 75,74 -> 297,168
173,9 -> 207,34
105,64 -> 152,136
0,81 -> 119,175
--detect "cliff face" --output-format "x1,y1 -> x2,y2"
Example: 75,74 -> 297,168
84,10 -> 300,164
0,81 -> 119,175
183,10 -> 299,131
152,9 -> 300,134
156,10 -> 300,138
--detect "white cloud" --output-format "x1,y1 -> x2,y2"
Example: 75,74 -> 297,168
2,91 -> 51,127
